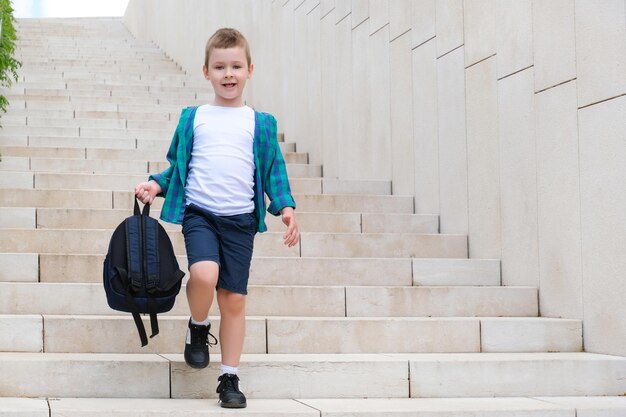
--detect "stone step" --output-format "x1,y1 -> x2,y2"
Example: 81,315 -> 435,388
0,189 -> 414,214
35,254 -> 414,286
0,352 -> 623,398
5,253 -> 496,287
11,172 -> 318,194
0,253 -> 38,282
322,179 -> 391,195
0,146 -> 308,164
112,191 -> 415,213
32,208 -> 364,233
0,282 -> 536,317
7,396 -> 626,417
0,157 -> 317,176
0,228 -> 466,259
39,398 -> 320,416
0,314 -> 582,354
26,208 -> 435,233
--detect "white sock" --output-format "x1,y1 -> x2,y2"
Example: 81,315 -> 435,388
190,316 -> 210,326
220,364 -> 238,376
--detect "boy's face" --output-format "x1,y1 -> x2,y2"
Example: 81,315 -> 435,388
203,46 -> 253,107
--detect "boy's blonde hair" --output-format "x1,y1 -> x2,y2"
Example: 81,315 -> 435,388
204,28 -> 252,68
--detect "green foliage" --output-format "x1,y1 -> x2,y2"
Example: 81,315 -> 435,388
0,0 -> 21,115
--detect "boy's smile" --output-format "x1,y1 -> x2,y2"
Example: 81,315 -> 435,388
203,46 -> 253,107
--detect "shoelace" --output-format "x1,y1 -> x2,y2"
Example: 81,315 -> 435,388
217,373 -> 240,393
190,324 -> 218,347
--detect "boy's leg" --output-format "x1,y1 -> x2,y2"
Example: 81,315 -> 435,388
187,260 -> 219,321
216,288 -> 246,366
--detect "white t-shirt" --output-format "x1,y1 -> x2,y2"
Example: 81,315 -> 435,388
185,104 -> 255,216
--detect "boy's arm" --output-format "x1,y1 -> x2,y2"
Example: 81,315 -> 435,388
264,117 -> 296,215
148,129 -> 178,196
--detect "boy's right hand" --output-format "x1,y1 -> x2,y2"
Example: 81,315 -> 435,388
135,180 -> 161,205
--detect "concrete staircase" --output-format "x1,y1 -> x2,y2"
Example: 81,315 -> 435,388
0,17 -> 624,416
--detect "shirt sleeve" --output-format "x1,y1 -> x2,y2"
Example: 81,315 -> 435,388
264,114 -> 296,215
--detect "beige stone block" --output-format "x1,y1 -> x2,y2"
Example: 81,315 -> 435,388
0,315 -> 42,352
346,286 -> 537,317
532,0 -> 576,92
0,136 -> 27,146
578,95 -> 626,356
34,172 -> 154,191
574,0 -> 626,107
481,318 -> 582,352
0,253 -> 38,282
496,0 -> 533,78
361,213 -> 438,234
301,233 -> 467,258
463,0 -> 497,66
412,39 -> 439,214
267,317 -> 480,353
0,352 -> 170,397
351,0 -> 369,29
535,80 -> 583,319
367,26 -> 392,181
409,352 -> 626,397
28,136 -> 135,150
250,257 -> 412,287
293,194 -> 414,213
0,207 -> 36,229
28,117 -> 127,129
0,146 -> 84,158
0,398 -> 49,417
437,47 -> 468,234
368,0 -> 389,35
265,212 -> 360,233
40,254 -> 104,283
320,8 -> 340,177
322,179 -> 391,195
498,68 -> 539,287
49,398 -> 319,417
535,397 -> 626,417
43,315 -> 265,354
0,156 -> 29,170
30,158 -> 150,174
436,0 -> 464,56
389,0 -> 412,40
0,189 -> 112,209
300,397 -> 573,416
465,56 -> 501,258
412,258 -> 500,286
412,0 -> 437,44
0,171 -> 33,189
0,282 -> 345,317
168,353 -> 409,398
389,32 -> 415,196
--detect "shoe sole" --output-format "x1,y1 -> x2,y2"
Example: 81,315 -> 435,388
184,353 -> 209,369
220,402 -> 247,409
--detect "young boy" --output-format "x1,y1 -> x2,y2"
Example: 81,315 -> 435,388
135,28 -> 299,409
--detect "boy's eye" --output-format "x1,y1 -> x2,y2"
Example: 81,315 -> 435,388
214,66 -> 224,70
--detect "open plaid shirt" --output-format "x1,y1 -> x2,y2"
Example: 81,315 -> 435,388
149,106 -> 296,233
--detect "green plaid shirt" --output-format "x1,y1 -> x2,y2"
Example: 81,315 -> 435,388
149,106 -> 296,233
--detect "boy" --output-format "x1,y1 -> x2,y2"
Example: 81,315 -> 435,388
135,28 -> 299,409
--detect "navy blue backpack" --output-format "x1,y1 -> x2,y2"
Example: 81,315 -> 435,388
103,199 -> 185,346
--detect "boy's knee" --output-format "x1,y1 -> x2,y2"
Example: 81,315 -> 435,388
217,290 -> 246,312
189,261 -> 219,286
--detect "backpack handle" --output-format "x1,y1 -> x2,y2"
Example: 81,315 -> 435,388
134,198 -> 151,217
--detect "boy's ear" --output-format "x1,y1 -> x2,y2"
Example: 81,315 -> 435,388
247,63 -> 254,79
202,65 -> 209,79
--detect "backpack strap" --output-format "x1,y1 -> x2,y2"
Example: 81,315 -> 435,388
125,216 -> 143,291
114,266 -> 149,347
143,217 -> 159,292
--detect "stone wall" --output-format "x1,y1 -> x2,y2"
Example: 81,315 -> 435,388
123,0 -> 626,356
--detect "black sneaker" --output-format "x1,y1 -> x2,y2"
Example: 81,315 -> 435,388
217,373 -> 247,408
184,318 -> 217,369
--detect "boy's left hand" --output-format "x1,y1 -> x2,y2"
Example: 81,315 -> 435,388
280,207 -> 299,247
